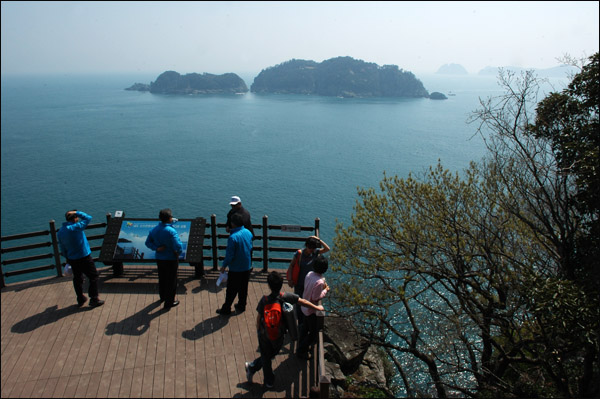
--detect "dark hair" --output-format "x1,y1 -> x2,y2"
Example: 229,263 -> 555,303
305,236 -> 319,249
230,212 -> 244,228
267,271 -> 284,293
65,210 -> 77,221
159,208 -> 172,223
314,255 -> 328,274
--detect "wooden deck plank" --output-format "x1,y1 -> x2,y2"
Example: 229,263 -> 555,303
1,265 -> 321,398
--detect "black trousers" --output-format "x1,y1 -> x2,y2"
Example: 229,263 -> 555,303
157,259 -> 179,305
222,269 -> 251,311
298,313 -> 318,355
249,331 -> 284,386
69,255 -> 100,301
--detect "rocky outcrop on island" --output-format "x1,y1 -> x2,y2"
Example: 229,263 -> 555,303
436,63 -> 468,75
251,56 -> 429,98
429,91 -> 448,100
125,83 -> 150,91
322,316 -> 395,398
125,71 -> 248,94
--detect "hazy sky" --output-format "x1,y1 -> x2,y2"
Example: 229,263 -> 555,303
1,1 -> 598,76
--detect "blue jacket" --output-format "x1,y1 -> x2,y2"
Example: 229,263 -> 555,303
58,211 -> 92,260
223,226 -> 253,272
145,222 -> 183,261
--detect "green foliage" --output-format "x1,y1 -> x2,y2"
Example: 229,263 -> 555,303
330,54 -> 600,398
528,53 -> 599,287
250,56 -> 429,98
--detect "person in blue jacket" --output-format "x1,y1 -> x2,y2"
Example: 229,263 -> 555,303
58,210 -> 105,307
217,212 -> 253,315
145,208 -> 183,309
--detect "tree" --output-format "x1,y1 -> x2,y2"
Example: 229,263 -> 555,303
329,55 -> 599,397
528,53 -> 599,286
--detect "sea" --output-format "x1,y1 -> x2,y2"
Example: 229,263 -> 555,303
1,72 -> 569,284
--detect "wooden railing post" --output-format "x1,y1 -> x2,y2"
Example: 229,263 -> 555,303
315,217 -> 320,238
262,215 -> 268,271
0,261 -> 5,289
49,220 -> 63,277
318,330 -> 331,399
105,213 -> 124,276
211,214 -> 218,270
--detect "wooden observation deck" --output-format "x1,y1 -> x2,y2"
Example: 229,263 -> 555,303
1,265 -> 323,398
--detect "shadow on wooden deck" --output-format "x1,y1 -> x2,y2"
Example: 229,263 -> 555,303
1,265 -> 318,398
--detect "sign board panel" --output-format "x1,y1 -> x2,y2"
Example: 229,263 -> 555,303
99,217 -> 205,263
281,224 -> 302,233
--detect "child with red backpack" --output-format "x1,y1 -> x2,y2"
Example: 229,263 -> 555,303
245,271 -> 324,389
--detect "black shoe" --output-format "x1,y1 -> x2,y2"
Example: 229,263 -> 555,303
216,308 -> 232,316
77,296 -> 88,307
89,299 -> 105,307
164,300 -> 179,309
234,304 -> 246,313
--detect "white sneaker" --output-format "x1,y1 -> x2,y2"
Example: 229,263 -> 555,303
245,362 -> 254,383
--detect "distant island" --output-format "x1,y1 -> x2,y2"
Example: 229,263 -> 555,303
429,92 -> 448,100
250,57 -> 430,98
436,63 -> 468,75
126,71 -> 248,94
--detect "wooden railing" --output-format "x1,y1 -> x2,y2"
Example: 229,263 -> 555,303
0,213 -> 321,286
0,217 -> 109,288
1,213 -> 330,396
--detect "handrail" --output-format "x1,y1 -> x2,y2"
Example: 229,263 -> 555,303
0,213 -> 331,395
318,330 -> 331,399
0,214 -> 321,288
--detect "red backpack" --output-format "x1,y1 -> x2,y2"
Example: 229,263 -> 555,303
286,250 -> 303,286
262,294 -> 284,341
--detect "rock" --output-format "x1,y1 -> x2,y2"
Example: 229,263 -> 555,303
429,91 -> 448,100
322,316 -> 391,397
125,83 -> 150,91
323,317 -> 370,374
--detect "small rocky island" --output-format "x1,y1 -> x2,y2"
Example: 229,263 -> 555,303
429,91 -> 448,100
126,71 -> 248,94
251,56 -> 430,98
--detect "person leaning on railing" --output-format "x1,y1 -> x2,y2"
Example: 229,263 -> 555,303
287,235 -> 330,325
297,255 -> 329,360
57,210 -> 105,308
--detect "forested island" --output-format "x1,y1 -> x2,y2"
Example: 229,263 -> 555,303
126,71 -> 248,94
251,56 -> 430,98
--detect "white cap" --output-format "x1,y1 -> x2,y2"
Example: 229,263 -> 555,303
229,195 -> 241,205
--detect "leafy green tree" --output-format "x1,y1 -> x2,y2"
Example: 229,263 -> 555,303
329,56 -> 599,397
528,53 -> 599,285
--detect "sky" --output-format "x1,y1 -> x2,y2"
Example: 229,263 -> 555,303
1,1 -> 598,77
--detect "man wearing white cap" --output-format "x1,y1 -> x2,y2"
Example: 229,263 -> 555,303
226,195 -> 255,238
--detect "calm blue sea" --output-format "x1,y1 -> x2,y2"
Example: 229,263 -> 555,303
2,72 -> 547,283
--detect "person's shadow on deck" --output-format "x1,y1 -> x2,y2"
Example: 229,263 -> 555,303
11,304 -> 92,334
105,300 -> 164,336
181,314 -> 230,340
